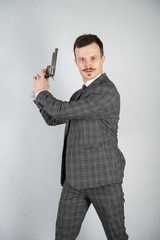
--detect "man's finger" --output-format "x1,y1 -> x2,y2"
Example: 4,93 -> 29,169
32,76 -> 37,80
41,69 -> 47,78
41,69 -> 46,73
36,74 -> 41,79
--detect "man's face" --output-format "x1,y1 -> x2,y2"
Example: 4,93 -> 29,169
74,42 -> 105,83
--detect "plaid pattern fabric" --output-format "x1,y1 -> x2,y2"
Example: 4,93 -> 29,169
34,73 -> 126,189
55,180 -> 128,240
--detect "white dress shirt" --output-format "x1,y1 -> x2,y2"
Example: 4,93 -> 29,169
84,73 -> 103,87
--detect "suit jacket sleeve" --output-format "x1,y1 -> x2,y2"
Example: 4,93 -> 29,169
39,108 -> 66,126
34,89 -> 81,126
34,84 -> 119,121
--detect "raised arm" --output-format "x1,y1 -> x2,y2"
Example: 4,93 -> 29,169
34,85 -> 119,122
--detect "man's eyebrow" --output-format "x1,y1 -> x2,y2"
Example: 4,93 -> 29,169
78,55 -> 98,59
91,55 -> 98,57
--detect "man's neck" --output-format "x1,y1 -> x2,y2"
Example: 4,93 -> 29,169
83,73 -> 103,87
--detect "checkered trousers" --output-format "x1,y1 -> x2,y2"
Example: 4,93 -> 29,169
55,180 -> 128,240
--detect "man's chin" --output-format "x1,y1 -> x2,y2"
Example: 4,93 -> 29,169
82,72 -> 96,81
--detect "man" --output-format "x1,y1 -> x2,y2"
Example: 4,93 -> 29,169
32,34 -> 128,240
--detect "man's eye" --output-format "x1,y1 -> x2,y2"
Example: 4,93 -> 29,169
91,57 -> 96,60
80,58 -> 85,62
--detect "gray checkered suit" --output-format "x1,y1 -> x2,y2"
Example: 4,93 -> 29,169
34,73 -> 128,239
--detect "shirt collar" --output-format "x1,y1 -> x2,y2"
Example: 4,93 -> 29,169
84,73 -> 103,87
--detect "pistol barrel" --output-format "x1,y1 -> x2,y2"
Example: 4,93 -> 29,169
51,48 -> 58,66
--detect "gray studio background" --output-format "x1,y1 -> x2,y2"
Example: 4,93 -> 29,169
0,0 -> 160,239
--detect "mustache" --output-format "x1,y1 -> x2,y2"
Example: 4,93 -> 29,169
82,68 -> 96,72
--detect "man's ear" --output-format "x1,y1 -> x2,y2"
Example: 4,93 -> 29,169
74,59 -> 77,65
102,55 -> 105,63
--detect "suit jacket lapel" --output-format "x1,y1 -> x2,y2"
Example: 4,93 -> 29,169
72,89 -> 83,101
71,73 -> 109,101
75,73 -> 108,100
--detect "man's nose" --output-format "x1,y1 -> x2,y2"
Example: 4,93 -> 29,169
85,60 -> 92,68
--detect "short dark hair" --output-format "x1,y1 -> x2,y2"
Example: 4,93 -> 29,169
73,34 -> 104,57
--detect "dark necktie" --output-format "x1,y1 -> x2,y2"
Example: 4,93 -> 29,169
82,84 -> 87,91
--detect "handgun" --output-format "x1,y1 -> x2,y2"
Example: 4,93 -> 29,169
45,48 -> 58,79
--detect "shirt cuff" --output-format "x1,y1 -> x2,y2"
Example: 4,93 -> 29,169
30,90 -> 46,100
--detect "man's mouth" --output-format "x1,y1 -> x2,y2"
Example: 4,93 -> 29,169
83,68 -> 96,73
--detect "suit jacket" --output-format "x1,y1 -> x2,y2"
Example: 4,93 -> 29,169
34,73 -> 126,189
